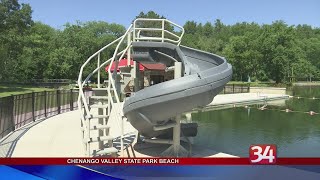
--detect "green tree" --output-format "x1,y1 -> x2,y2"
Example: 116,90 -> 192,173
184,21 -> 197,34
18,22 -> 56,80
47,21 -> 125,80
0,0 -> 33,81
258,21 -> 300,83
1,5 -> 320,84
223,33 -> 262,81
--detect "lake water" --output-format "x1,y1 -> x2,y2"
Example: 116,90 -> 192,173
192,86 -> 320,157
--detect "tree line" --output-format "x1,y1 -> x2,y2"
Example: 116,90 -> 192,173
1,0 -> 320,83
182,19 -> 320,83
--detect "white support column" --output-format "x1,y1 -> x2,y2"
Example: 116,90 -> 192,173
131,61 -> 140,92
127,32 -> 131,66
86,118 -> 90,156
121,113 -> 124,157
133,22 -> 136,42
161,62 -> 188,157
161,20 -> 165,42
97,53 -> 100,88
173,62 -> 182,155
174,62 -> 182,79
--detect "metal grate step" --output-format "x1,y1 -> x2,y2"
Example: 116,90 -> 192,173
90,125 -> 110,130
90,96 -> 108,100
92,88 -> 109,90
90,104 -> 109,109
88,135 -> 114,143
91,115 -> 109,119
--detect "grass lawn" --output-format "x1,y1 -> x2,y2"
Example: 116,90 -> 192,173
0,84 -> 54,97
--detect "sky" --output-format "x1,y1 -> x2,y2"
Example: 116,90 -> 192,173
20,0 -> 320,29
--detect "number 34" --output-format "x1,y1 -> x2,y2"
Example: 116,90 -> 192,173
250,145 -> 276,163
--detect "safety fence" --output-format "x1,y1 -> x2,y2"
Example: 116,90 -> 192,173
0,89 -> 91,139
222,84 -> 250,94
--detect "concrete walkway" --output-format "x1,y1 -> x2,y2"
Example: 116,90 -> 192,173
208,93 -> 289,108
0,93 -> 289,157
10,110 -> 84,157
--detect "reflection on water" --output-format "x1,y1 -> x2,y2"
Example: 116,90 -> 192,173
192,86 -> 320,157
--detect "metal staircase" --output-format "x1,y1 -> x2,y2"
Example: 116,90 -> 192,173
77,18 -> 185,157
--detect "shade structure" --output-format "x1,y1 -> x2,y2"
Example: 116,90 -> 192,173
105,58 -> 166,72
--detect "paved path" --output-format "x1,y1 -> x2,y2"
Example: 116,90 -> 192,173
0,119 -> 45,157
10,110 -> 85,157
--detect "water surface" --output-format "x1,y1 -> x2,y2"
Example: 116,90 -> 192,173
192,86 -> 320,157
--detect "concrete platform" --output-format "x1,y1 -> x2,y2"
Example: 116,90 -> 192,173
250,87 -> 287,95
9,110 -> 85,157
124,141 -> 237,158
207,93 -> 289,109
0,93 -> 289,157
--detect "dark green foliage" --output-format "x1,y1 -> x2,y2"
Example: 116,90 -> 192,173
182,19 -> 320,83
0,3 -> 319,84
0,0 -> 125,82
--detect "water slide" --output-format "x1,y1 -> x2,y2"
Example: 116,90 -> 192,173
123,41 -> 232,138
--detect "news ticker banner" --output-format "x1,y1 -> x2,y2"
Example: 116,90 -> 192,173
3,163 -> 320,180
2,145 -> 320,179
1,158 -> 320,165
1,144 -> 319,165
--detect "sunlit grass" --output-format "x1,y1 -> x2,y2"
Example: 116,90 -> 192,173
227,81 -> 287,87
0,84 -> 54,97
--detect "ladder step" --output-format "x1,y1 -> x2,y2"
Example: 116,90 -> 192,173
90,104 -> 109,109
90,96 -> 108,100
92,88 -> 109,91
94,147 -> 118,156
121,72 -> 131,75
153,121 -> 176,131
91,115 -> 109,119
92,87 -> 115,90
89,135 -> 114,143
90,125 -> 110,130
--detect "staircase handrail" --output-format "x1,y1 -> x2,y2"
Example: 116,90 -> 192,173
133,18 -> 185,45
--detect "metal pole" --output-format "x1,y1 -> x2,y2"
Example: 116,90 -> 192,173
133,21 -> 136,42
97,53 -> 100,88
57,90 -> 61,114
162,20 -> 165,42
44,91 -> 47,118
10,95 -> 15,131
127,31 -> 131,66
121,116 -> 124,157
173,62 -> 182,156
32,92 -> 35,121
70,89 -> 73,111
132,61 -> 140,91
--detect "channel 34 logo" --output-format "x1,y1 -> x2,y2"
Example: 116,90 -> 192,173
249,144 -> 277,164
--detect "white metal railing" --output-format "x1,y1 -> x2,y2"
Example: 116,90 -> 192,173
77,18 -> 184,157
133,18 -> 185,45
77,36 -> 123,118
77,35 -> 125,156
108,24 -> 133,104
